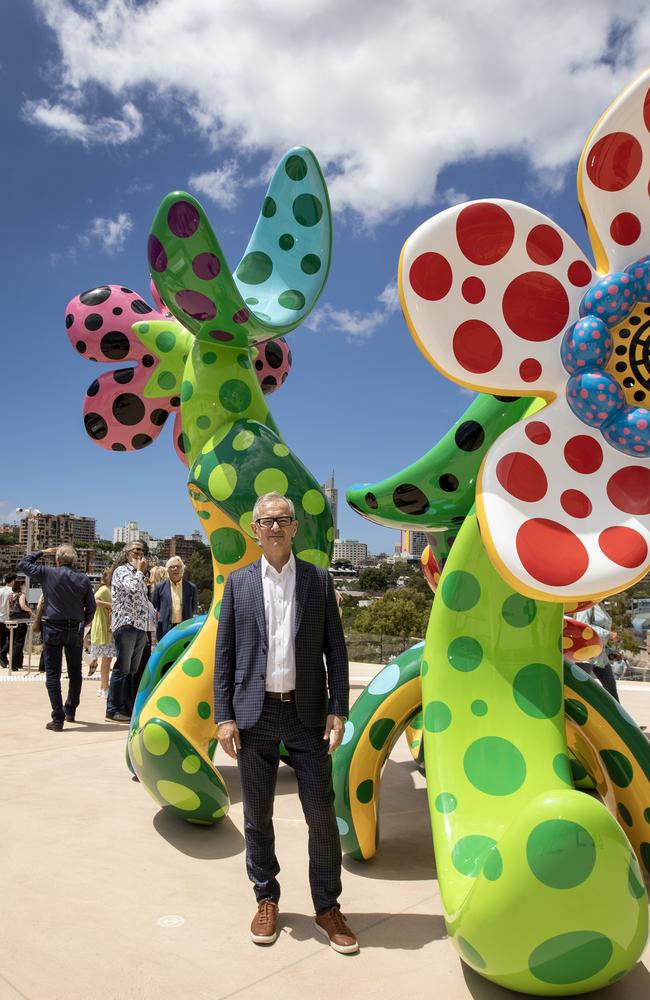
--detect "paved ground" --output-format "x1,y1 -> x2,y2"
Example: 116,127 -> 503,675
0,664 -> 648,1000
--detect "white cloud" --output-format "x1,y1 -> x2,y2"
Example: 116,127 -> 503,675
23,98 -> 143,145
307,281 -> 399,340
84,212 -> 134,253
28,0 -> 650,222
440,187 -> 470,208
188,162 -> 239,209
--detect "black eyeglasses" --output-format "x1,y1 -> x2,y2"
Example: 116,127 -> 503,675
255,516 -> 294,528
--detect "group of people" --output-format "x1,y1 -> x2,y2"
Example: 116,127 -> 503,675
11,546 -> 198,728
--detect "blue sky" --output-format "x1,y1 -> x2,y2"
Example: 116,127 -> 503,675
3,0 -> 649,552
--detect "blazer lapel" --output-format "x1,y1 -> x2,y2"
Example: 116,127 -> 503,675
294,557 -> 311,635
250,560 -> 267,642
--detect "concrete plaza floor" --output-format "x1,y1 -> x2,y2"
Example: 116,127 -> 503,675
0,665 -> 649,1000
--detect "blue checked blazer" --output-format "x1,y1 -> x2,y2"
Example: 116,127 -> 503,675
214,557 -> 349,729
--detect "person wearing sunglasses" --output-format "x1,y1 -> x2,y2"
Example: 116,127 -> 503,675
214,491 -> 357,954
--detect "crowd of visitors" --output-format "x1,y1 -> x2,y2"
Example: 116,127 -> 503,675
3,546 -> 200,731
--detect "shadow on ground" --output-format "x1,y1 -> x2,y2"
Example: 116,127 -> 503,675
153,810 -> 245,859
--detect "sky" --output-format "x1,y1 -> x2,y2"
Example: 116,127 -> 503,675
3,0 -> 650,553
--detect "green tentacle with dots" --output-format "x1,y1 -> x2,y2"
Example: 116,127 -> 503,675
127,148 -> 335,823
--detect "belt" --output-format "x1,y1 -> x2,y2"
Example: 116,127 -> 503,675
43,619 -> 82,626
266,690 -> 295,702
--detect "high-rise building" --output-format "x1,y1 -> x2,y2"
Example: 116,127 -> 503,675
19,512 -> 96,552
399,529 -> 428,559
333,539 -> 368,566
160,534 -> 203,563
322,472 -> 338,539
113,520 -> 151,545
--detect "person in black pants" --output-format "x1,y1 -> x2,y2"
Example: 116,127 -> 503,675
18,546 -> 95,731
8,579 -> 33,670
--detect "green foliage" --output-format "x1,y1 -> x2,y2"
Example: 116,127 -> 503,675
186,543 -> 213,612
353,587 -> 432,637
0,532 -> 18,545
357,563 -> 401,592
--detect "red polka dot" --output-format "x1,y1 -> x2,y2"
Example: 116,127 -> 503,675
516,518 -> 589,586
599,526 -> 648,568
519,358 -> 542,382
568,260 -> 592,286
452,320 -> 502,373
409,252 -> 453,300
502,272 -> 570,342
561,490 -> 592,519
456,203 -> 515,265
495,452 -> 548,502
461,276 -> 485,303
525,421 -> 551,445
607,465 -> 650,515
585,132 -> 643,192
610,212 -> 641,246
564,435 -> 603,474
526,225 -> 564,265
643,87 -> 650,132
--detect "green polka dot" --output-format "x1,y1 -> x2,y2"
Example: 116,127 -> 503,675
302,489 -> 325,515
599,749 -> 633,788
155,330 -> 176,352
502,593 -> 537,627
424,700 -> 451,733
528,932 -> 613,985
198,701 -> 211,719
565,698 -> 588,726
216,575 -> 224,585
356,779 -> 374,804
157,696 -> 181,718
237,251 -> 273,285
451,835 -> 498,877
435,793 -> 457,813
272,443 -> 290,457
239,510 -> 254,537
197,415 -> 211,430
157,370 -> 176,390
279,233 -> 294,250
293,193 -> 323,227
178,432 -> 191,452
180,379 -> 193,402
198,509 -> 210,520
233,430 -> 255,451
245,297 -> 259,305
156,780 -> 201,812
219,379 -> 252,413
301,253 -> 321,274
628,859 -> 645,898
644,807 -> 650,823
143,722 -> 169,756
447,636 -> 482,672
641,842 -> 650,871
212,600 -> 222,620
441,571 -> 480,612
278,289 -> 306,311
513,663 -> 562,719
527,820 -> 596,888
457,937 -> 486,970
483,848 -> 503,881
193,464 -> 202,480
285,154 -> 308,180
421,659 -> 429,677
254,468 -> 289,496
296,548 -> 329,568
237,353 -> 251,369
326,527 -> 334,542
130,735 -> 143,767
182,755 -> 201,774
211,527 -> 247,565
464,737 -> 526,795
553,753 -> 573,786
208,463 -> 238,501
182,658 -> 204,678
617,802 -> 633,826
212,806 -> 226,819
369,718 -> 394,750
202,351 -> 217,364
570,758 -> 589,782
262,196 -> 276,218
471,700 -> 487,717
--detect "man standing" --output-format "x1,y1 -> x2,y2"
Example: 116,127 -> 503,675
214,492 -> 358,955
18,547 -> 95,731
0,573 -> 16,667
106,542 -> 149,722
152,556 -> 198,640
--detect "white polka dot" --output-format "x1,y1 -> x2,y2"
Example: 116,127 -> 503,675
341,720 -> 354,745
368,662 -> 400,695
569,663 -> 590,683
336,817 -> 349,835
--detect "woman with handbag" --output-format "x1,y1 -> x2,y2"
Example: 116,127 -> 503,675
8,579 -> 33,672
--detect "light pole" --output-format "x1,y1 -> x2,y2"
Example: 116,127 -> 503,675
15,507 -> 41,670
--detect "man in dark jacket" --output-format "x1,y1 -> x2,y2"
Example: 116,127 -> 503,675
18,546 -> 95,731
214,492 -> 357,955
152,556 -> 198,640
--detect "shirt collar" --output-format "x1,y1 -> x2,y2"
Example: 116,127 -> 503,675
261,552 -> 295,580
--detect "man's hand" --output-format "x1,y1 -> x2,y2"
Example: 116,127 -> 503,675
323,714 -> 345,755
217,721 -> 241,759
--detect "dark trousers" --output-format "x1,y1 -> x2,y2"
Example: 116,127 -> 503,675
10,623 -> 28,671
593,662 -> 620,701
107,625 -> 147,716
0,622 -> 9,665
237,696 -> 342,913
43,621 -> 84,723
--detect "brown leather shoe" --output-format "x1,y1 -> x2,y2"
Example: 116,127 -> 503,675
250,900 -> 279,944
315,905 -> 359,954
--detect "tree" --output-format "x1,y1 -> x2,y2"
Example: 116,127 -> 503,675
186,543 -> 213,612
358,563 -> 400,592
353,587 -> 432,637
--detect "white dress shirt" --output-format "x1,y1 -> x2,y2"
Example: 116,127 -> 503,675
262,553 -> 296,693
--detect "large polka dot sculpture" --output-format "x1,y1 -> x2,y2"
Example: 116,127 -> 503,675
66,147 -> 335,822
337,73 -> 650,994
